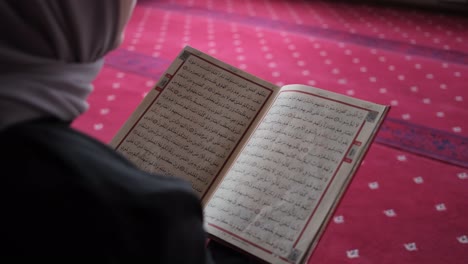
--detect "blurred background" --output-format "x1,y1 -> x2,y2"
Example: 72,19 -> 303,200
72,0 -> 468,263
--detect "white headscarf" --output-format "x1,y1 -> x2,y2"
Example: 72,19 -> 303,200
0,0 -> 136,130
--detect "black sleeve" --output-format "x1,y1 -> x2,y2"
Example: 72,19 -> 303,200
207,240 -> 268,264
0,119 -> 212,264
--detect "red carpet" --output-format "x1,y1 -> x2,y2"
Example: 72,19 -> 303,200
73,0 -> 468,263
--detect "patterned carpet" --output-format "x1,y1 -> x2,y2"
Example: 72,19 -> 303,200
72,0 -> 468,263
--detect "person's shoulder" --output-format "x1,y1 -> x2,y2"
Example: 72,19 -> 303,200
1,118 -> 131,169
1,118 -> 198,202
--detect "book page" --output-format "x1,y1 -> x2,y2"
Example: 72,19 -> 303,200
110,46 -> 279,199
205,84 -> 389,264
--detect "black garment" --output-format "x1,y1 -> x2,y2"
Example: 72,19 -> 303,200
0,119 -> 212,263
207,240 -> 267,264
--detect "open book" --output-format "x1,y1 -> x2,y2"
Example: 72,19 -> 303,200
110,46 -> 389,264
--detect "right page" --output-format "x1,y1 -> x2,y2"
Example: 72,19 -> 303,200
204,84 -> 389,264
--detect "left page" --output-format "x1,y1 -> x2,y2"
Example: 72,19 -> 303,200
110,46 -> 280,200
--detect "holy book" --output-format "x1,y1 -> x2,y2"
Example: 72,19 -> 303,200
110,46 -> 389,264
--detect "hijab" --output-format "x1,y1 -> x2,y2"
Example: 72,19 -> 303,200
0,0 -> 136,130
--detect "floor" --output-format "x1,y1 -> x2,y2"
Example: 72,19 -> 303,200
73,1 -> 468,263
